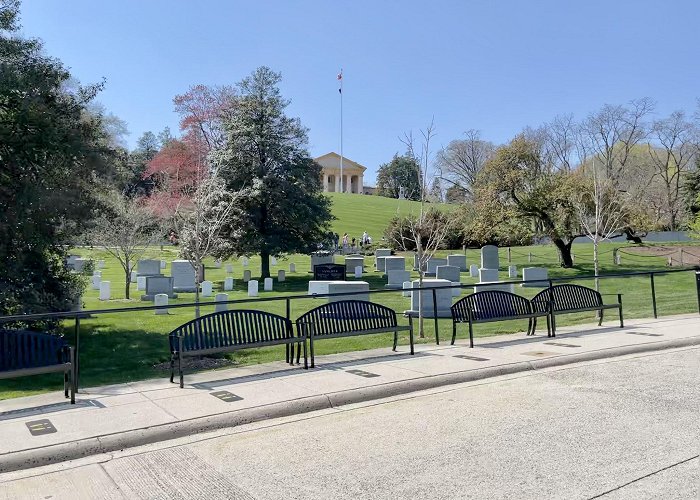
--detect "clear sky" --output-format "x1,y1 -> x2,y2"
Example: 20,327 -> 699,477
19,0 -> 699,184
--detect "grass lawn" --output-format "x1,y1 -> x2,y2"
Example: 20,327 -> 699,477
1,240 -> 698,401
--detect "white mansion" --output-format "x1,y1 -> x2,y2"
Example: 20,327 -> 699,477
314,152 -> 367,194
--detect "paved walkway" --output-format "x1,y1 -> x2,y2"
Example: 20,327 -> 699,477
0,314 -> 698,472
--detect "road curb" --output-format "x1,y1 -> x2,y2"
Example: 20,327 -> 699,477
1,336 -> 698,473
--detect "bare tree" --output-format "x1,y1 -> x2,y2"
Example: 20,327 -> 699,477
647,111 -> 697,230
543,114 -> 577,171
435,129 -> 494,199
393,120 -> 456,338
91,191 -> 160,300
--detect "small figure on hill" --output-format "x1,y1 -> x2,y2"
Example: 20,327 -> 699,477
351,237 -> 356,248
342,233 -> 349,248
361,231 -> 368,246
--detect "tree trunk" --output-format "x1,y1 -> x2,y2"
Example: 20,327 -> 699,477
593,237 -> 600,292
125,270 -> 130,300
552,238 -> 574,268
260,249 -> 270,279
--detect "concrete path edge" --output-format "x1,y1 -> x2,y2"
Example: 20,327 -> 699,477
2,336 -> 698,473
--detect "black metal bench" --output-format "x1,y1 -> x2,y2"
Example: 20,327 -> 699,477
0,329 -> 76,404
296,300 -> 414,368
451,291 -> 551,347
168,310 -> 305,388
531,284 -> 623,336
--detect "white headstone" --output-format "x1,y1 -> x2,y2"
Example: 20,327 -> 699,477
480,245 -> 499,270
407,279 -> 452,317
160,260 -> 167,270
225,263 -> 233,274
447,254 -> 467,271
171,260 -> 197,292
242,257 -> 249,267
470,264 -> 479,278
215,293 -> 228,312
99,281 -> 110,301
326,281 -> 370,303
376,256 -> 387,272
308,281 -> 333,296
243,270 -> 251,282
522,267 -> 549,287
354,266 -> 363,278
248,280 -> 259,297
214,260 -> 222,268
91,274 -> 101,290
384,256 -> 406,275
224,277 -> 234,291
345,256 -> 364,274
271,257 -> 277,266
289,263 -> 296,273
137,276 -> 147,291
264,277 -> 273,291
436,265 -> 461,297
154,293 -> 168,315
473,282 -> 515,294
386,270 -> 411,289
402,281 -> 412,297
130,271 -> 137,283
201,280 -> 213,297
374,249 -> 392,269
426,258 -> 448,275
277,270 -> 286,282
508,265 -> 517,279
479,268 -> 499,283
97,260 -> 105,269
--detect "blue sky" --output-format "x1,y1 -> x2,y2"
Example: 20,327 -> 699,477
19,0 -> 699,184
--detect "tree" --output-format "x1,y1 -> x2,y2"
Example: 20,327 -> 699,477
0,0 -> 109,319
173,84 -> 237,152
428,177 -> 443,203
474,136 -> 583,267
212,66 -> 333,278
647,111 -> 697,230
90,191 -> 160,299
445,184 -> 468,204
435,130 -> 494,199
375,154 -> 421,200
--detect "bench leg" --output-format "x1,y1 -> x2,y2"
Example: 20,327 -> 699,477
169,355 -> 175,383
64,370 -> 69,399
618,294 -> 624,328
598,309 -> 604,326
302,339 -> 308,369
451,321 -> 457,345
546,315 -> 551,337
178,354 -> 184,389
527,318 -> 533,336
409,320 -> 415,356
392,330 -> 398,352
69,348 -> 76,404
309,335 -> 315,369
550,313 -> 556,337
285,344 -> 290,364
468,321 -> 474,348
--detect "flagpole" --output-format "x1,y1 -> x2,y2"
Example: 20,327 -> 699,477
339,69 -> 344,193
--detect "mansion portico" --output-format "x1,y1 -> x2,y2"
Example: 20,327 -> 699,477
314,152 -> 366,194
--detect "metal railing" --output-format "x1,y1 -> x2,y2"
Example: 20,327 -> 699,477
1,266 -> 699,390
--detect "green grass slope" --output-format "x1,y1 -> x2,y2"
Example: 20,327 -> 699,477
325,192 -> 450,241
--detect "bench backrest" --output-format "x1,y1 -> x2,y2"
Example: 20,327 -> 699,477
0,329 -> 69,372
169,310 -> 293,352
296,300 -> 398,337
452,291 -> 532,321
532,284 -> 603,312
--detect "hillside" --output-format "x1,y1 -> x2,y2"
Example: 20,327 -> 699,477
325,192 -> 451,241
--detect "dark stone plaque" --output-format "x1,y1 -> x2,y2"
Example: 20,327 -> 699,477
313,263 -> 346,281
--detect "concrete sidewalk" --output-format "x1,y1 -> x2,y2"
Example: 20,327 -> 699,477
1,314 -> 698,473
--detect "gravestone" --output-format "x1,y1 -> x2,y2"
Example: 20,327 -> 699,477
137,276 -> 147,291
403,281 -> 412,297
289,263 -> 296,273
479,268 -> 499,283
310,253 -> 334,273
426,258 -> 447,276
384,256 -> 406,275
344,256 -> 364,274
327,281 -> 370,303
480,245 -> 499,270
386,270 -> 410,289
248,280 -> 259,297
413,253 -> 427,272
264,277 -> 273,291
224,277 -> 234,291
469,264 -> 479,278
374,249 -> 392,269
214,260 -> 222,268
130,271 -> 137,283
447,254 -> 467,272
142,276 -> 177,301
66,255 -> 80,269
308,281 -> 334,296
314,263 -> 346,281
99,281 -> 110,301
242,257 -> 249,267
354,266 -> 363,278
405,279 -> 452,318
215,293 -> 228,312
97,260 -> 105,269
160,260 -> 167,270
522,267 -> 549,287
243,270 -> 251,282
225,264 -> 233,274
508,265 -> 517,279
473,281 -> 515,293
154,294 -> 168,315
91,274 -> 101,290
171,260 -> 197,293
72,258 -> 90,273
277,270 -> 286,282
376,256 -> 388,272
137,259 -> 162,278
436,265 -> 461,297
201,280 -> 213,297
271,257 -> 277,266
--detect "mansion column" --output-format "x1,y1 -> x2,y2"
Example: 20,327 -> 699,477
335,173 -> 341,193
322,173 -> 328,192
359,175 -> 364,194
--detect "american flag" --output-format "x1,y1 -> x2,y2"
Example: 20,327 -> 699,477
337,70 -> 342,93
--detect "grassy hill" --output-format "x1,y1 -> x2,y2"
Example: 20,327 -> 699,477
325,192 -> 451,241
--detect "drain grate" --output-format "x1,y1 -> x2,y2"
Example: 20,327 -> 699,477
625,331 -> 663,337
543,342 -> 580,348
210,391 -> 243,403
453,355 -> 489,361
26,419 -> 57,436
346,369 -> 380,378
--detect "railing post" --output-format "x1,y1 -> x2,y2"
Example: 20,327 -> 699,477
649,273 -> 657,319
285,297 -> 291,363
74,316 -> 81,392
695,270 -> 700,316
432,288 -> 439,345
507,247 -> 511,263
547,279 -> 556,336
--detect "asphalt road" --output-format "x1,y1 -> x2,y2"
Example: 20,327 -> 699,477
1,348 -> 698,499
